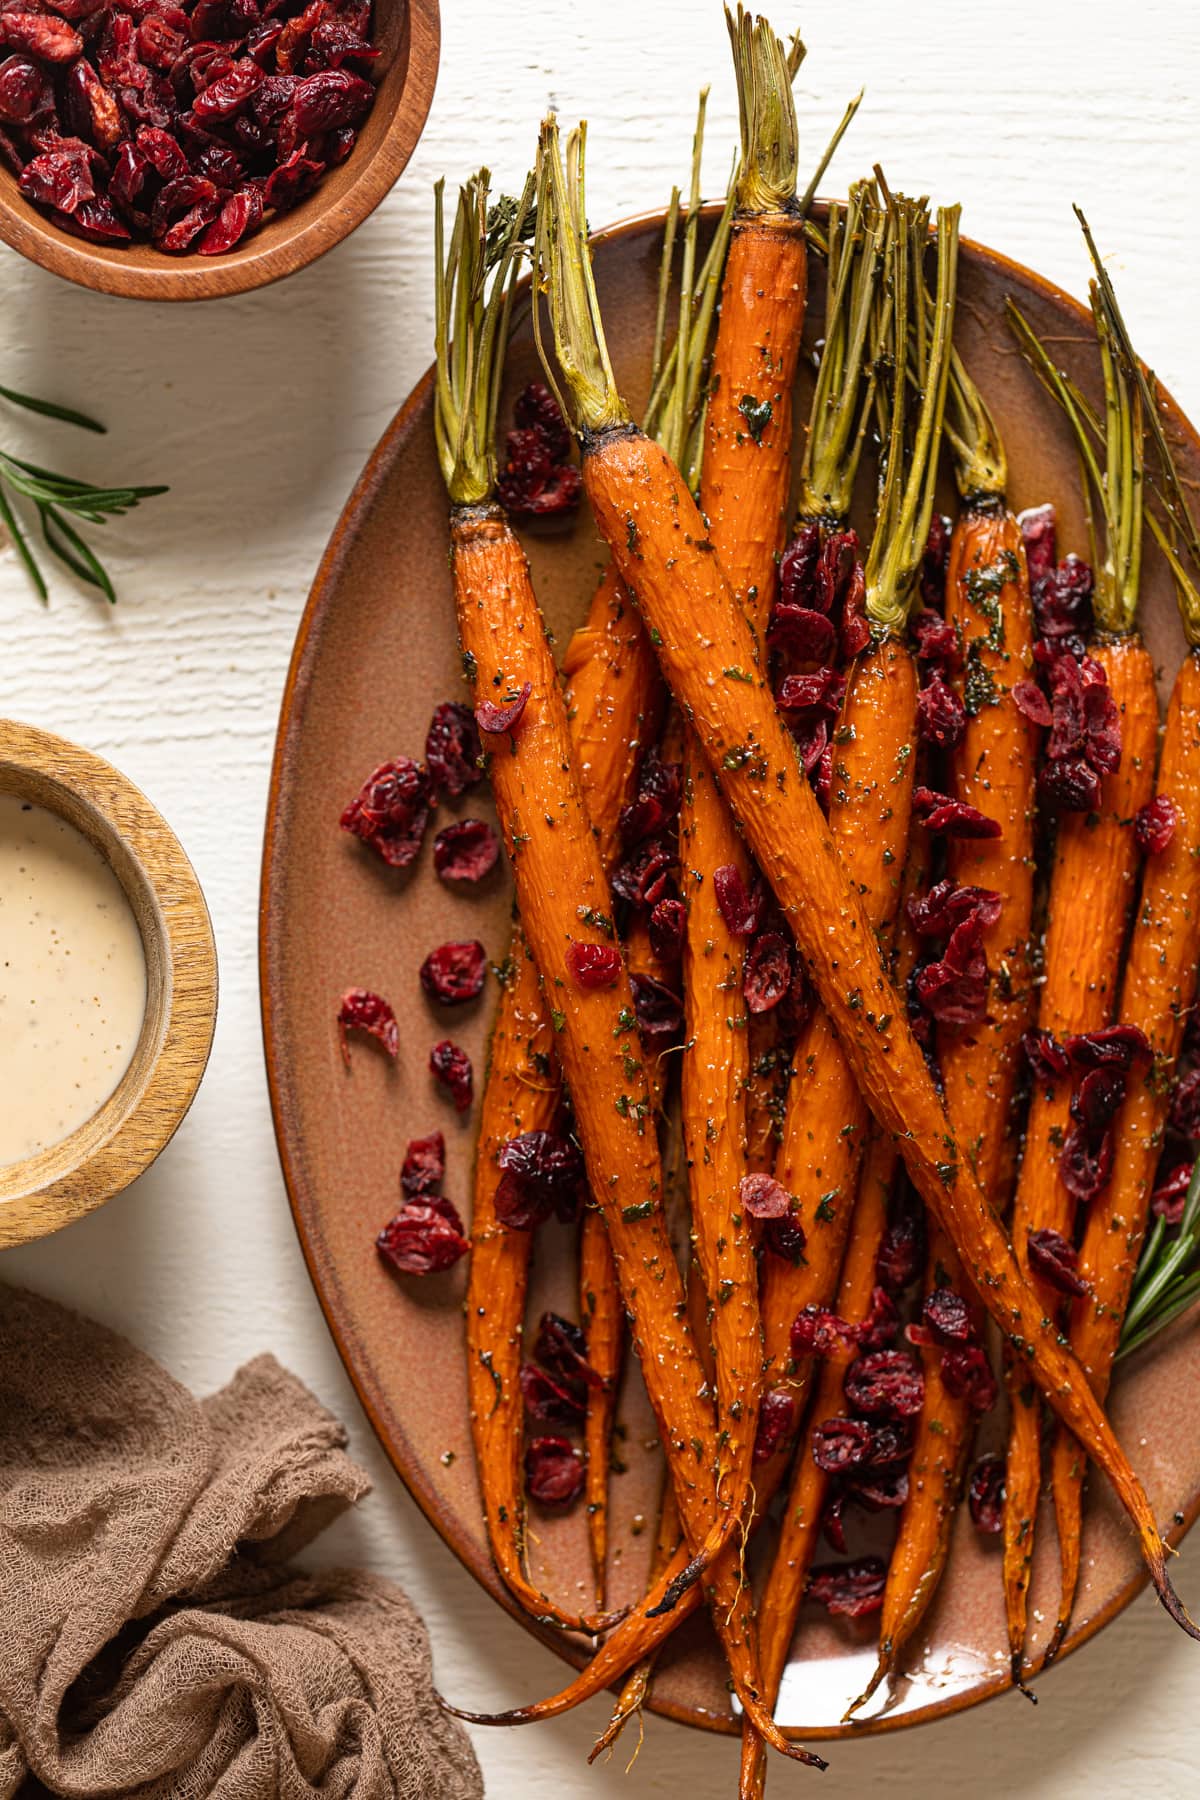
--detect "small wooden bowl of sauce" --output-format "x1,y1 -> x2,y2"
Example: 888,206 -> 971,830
0,719 -> 217,1247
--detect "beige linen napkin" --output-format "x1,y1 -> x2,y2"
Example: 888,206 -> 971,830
0,1284 -> 482,1800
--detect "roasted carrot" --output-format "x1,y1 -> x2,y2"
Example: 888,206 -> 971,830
741,835 -> 928,1796
1001,268 -> 1160,1685
760,190 -> 922,1416
1045,232 -> 1200,1660
442,169 -> 825,1770
856,341 -> 1039,1705
537,128 -> 1199,1639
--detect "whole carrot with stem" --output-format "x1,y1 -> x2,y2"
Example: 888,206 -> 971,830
532,118 -> 1200,1646
854,314 -> 1039,1711
574,96 -> 735,1610
1044,221 -> 1200,1661
442,168 -> 824,1771
1000,264 -> 1160,1687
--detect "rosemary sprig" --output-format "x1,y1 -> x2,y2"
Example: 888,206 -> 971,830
1119,1157 -> 1200,1361
0,384 -> 167,605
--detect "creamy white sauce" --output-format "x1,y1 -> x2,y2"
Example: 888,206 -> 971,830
0,794 -> 146,1166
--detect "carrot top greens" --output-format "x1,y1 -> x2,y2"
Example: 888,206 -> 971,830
863,195 -> 960,633
797,177 -> 886,524
434,169 -> 534,507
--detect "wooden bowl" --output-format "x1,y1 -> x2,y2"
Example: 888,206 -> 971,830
0,719 -> 217,1247
261,209 -> 1200,1736
0,0 -> 439,303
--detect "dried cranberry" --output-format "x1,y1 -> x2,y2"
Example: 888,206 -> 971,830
738,1172 -> 791,1220
713,864 -> 761,937
191,54 -> 264,117
494,1131 -> 584,1230
912,786 -> 1001,839
1027,1226 -> 1089,1297
400,1131 -> 445,1199
847,1471 -> 908,1516
425,702 -> 483,799
514,380 -> 573,462
519,1362 -> 584,1427
767,604 -> 837,664
0,53 -> 51,125
525,1437 -> 584,1507
0,12 -> 83,61
567,941 -> 622,989
430,1039 -> 473,1113
419,941 -> 487,1006
1071,1065 -> 1126,1136
821,1492 -> 848,1552
1059,1123 -> 1114,1204
743,930 -> 792,1014
475,682 -> 532,737
610,838 -> 676,910
152,173 -> 219,241
778,524 -> 821,609
940,1344 -> 998,1413
811,1415 -> 873,1473
791,1304 -> 857,1360
917,670 -> 966,751
533,1311 -> 602,1391
876,1209 -> 923,1294
907,879 -> 1002,941
1012,678 -> 1052,727
775,667 -> 845,716
1018,504 -> 1057,587
1170,1068 -> 1200,1139
776,957 -> 814,1035
291,64 -> 371,131
377,1202 -> 469,1276
70,197 -> 133,242
919,513 -> 952,609
629,971 -> 684,1053
341,756 -> 431,868
923,1287 -> 972,1345
844,1350 -> 924,1419
1022,1027 -> 1070,1085
1032,554 -> 1095,660
764,1211 -> 807,1262
855,1284 -> 900,1353
753,1385 -> 797,1463
968,1453 -> 1005,1533
264,150 -> 323,211
863,1418 -> 913,1468
20,145 -> 95,213
138,13 -> 188,68
784,709 -> 828,776
497,440 -> 581,520
1151,1159 -> 1194,1225
815,530 -> 862,616
1136,794 -> 1178,855
839,561 -> 872,659
619,747 -> 682,844
337,987 -> 397,1063
137,124 -> 188,180
1064,1025 -> 1151,1072
198,183 -> 261,252
433,818 -> 499,884
647,896 -> 686,962
912,608 -> 962,674
914,914 -> 989,1026
808,1556 -> 886,1618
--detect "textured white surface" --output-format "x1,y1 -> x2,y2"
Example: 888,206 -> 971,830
3,2 -> 1200,1793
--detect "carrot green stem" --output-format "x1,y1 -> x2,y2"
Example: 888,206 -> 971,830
942,343 -> 1007,500
1120,1157 -> 1200,1359
434,169 -> 535,505
726,4 -> 804,214
864,197 -> 960,632
797,177 -> 885,524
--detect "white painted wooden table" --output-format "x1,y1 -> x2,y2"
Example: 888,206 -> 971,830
4,2 -> 1200,1793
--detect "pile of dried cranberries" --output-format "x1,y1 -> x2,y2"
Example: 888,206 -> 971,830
0,0 -> 379,254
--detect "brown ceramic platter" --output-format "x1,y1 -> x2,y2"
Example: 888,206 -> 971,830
261,207 -> 1200,1738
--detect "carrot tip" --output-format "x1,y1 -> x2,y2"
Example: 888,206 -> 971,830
1153,1557 -> 1200,1641
646,1547 -> 706,1616
1010,1653 -> 1037,1703
843,1657 -> 887,1721
1043,1620 -> 1067,1667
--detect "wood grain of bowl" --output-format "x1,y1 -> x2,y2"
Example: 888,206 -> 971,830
0,0 -> 439,303
0,719 -> 217,1248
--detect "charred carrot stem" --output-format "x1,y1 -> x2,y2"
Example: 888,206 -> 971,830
539,147 -> 1198,1639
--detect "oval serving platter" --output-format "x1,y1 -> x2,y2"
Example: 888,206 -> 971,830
261,208 -> 1200,1738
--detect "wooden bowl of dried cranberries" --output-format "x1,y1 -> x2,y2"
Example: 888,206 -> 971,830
0,0 -> 439,300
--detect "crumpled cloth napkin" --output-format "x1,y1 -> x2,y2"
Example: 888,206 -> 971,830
0,1284 -> 482,1800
